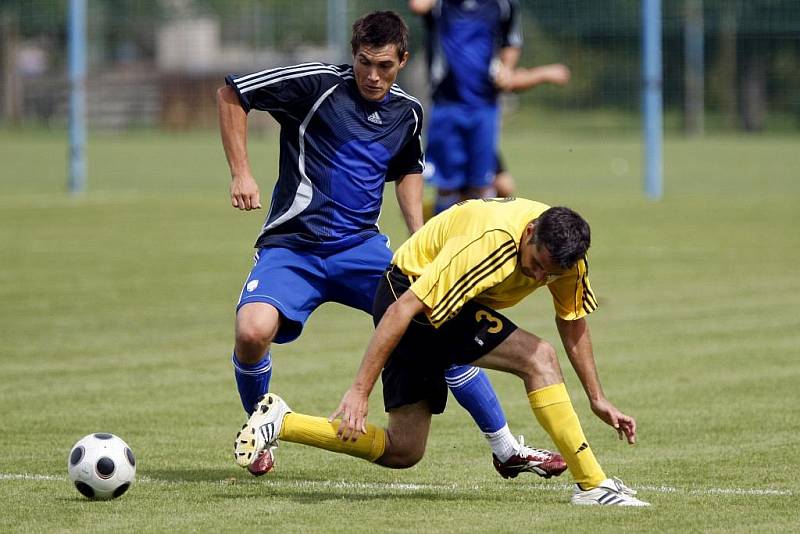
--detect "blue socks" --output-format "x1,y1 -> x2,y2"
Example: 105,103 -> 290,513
232,352 -> 272,414
445,365 -> 507,433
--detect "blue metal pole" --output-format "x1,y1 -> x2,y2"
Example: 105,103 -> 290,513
642,0 -> 663,200
68,0 -> 87,194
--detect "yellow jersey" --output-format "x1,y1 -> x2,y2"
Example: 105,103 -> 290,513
392,198 -> 597,327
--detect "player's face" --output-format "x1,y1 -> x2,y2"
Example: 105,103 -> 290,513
519,224 -> 567,283
353,44 -> 408,101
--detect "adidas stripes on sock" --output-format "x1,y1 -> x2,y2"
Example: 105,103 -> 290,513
232,351 -> 272,414
446,365 -> 508,434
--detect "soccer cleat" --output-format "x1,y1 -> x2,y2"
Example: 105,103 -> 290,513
233,393 -> 292,468
247,446 -> 277,476
493,436 -> 568,479
570,477 -> 650,506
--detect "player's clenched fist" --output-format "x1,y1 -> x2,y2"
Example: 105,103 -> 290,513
230,175 -> 262,210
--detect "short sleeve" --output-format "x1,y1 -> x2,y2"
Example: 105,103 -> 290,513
547,257 -> 598,320
410,230 -> 518,327
224,63 -> 339,116
386,105 -> 425,182
500,0 -> 524,49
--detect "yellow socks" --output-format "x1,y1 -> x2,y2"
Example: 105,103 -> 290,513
529,383 -> 606,488
274,385 -> 605,484
278,412 -> 386,462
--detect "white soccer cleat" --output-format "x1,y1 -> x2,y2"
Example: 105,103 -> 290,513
571,477 -> 650,506
233,393 -> 292,468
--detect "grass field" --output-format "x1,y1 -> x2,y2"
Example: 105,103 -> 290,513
1,122 -> 799,532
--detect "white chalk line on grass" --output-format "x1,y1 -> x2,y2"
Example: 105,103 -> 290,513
0,473 -> 792,497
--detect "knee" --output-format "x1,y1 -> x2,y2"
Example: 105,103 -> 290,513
435,188 -> 462,209
380,433 -> 426,469
395,447 -> 425,468
524,340 -> 559,378
236,316 -> 268,347
235,308 -> 278,359
381,447 -> 424,469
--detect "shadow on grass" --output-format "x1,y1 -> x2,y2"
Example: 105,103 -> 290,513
143,467 -> 242,483
142,467 -> 545,504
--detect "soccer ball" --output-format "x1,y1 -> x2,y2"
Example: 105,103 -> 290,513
67,433 -> 136,500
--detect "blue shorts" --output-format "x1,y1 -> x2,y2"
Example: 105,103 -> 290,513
426,103 -> 499,191
236,234 -> 393,344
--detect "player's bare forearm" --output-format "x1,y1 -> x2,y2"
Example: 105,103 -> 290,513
216,85 -> 261,210
556,316 -> 637,443
395,173 -> 424,234
332,290 -> 426,440
555,316 -> 605,402
217,85 -> 251,179
352,290 -> 425,396
508,64 -> 571,92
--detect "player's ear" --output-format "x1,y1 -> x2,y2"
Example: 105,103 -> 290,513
525,222 -> 536,243
398,51 -> 409,69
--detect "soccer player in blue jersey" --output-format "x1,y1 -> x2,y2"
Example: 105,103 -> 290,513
410,0 -> 523,212
217,10 -> 565,478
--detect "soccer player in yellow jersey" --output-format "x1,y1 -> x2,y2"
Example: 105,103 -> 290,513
235,197 -> 649,506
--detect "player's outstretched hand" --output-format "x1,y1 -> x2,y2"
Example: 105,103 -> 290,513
590,397 -> 637,444
539,63 -> 571,86
230,174 -> 262,210
330,388 -> 369,442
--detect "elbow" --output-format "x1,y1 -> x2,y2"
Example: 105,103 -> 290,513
216,85 -> 228,101
384,299 -> 410,323
408,0 -> 433,15
216,85 -> 237,107
387,291 -> 426,322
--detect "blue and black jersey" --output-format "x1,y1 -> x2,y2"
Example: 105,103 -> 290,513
225,63 -> 425,253
424,0 -> 523,106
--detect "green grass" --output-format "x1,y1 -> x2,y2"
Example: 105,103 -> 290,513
1,123 -> 799,532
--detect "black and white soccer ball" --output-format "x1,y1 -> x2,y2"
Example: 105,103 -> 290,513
67,433 -> 136,500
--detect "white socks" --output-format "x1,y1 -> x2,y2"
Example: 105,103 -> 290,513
484,424 -> 520,462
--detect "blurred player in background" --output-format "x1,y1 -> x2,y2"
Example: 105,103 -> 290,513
236,199 -> 649,506
422,63 -> 571,217
410,0 -> 523,213
218,10 -> 564,479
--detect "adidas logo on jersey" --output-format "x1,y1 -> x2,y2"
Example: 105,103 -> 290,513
367,111 -> 382,125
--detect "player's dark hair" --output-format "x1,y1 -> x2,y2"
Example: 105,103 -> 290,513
351,11 -> 409,60
530,207 -> 591,269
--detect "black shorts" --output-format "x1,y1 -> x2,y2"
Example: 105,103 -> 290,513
374,265 -> 517,414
